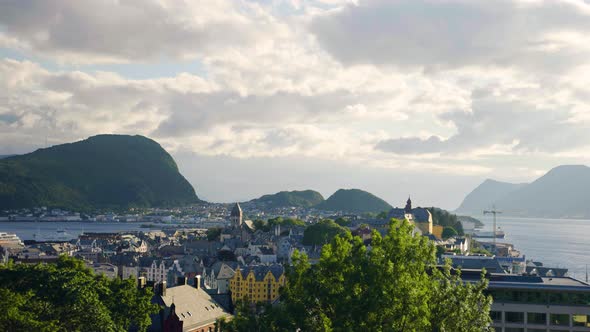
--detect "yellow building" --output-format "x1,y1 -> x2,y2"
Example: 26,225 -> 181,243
229,264 -> 286,304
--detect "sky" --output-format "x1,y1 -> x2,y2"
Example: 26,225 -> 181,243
2,0 -> 590,209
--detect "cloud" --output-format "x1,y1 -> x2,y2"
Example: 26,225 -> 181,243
311,0 -> 590,72
0,0 -> 281,63
376,90 -> 590,155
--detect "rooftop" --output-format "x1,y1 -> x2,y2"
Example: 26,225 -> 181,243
160,285 -> 231,331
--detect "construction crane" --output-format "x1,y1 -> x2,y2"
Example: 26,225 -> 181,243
483,206 -> 502,251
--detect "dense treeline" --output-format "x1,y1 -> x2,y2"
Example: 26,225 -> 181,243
222,219 -> 493,331
428,207 -> 465,237
0,256 -> 158,332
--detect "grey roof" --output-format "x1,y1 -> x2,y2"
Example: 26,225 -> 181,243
388,207 -> 431,223
238,264 -> 284,281
159,285 -> 231,331
446,256 -> 505,273
216,263 -> 236,280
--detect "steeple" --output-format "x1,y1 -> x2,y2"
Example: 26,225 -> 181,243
230,203 -> 243,228
404,196 -> 412,213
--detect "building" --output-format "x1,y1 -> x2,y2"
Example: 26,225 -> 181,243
230,203 -> 243,228
387,197 -> 443,238
229,264 -> 286,304
152,279 -> 232,332
462,271 -> 590,332
203,262 -> 237,294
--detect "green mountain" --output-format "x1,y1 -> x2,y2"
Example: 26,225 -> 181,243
0,134 -> 199,210
315,188 -> 392,214
249,190 -> 324,208
456,165 -> 590,218
455,179 -> 527,215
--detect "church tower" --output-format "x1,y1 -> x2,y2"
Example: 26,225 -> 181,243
404,196 -> 412,214
230,203 -> 243,228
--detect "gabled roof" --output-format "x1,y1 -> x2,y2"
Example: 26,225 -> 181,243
159,285 -> 231,331
238,264 -> 284,281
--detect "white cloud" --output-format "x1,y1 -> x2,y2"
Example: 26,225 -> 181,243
311,0 -> 590,72
0,0 -> 283,64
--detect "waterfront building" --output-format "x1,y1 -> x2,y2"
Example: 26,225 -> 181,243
463,271 -> 590,332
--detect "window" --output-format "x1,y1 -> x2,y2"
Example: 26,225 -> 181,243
550,313 -> 569,326
504,329 -> 524,332
490,311 -> 502,323
505,312 -> 524,323
573,314 -> 590,327
527,312 -> 546,325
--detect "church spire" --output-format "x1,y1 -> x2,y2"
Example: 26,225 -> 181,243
404,196 -> 412,213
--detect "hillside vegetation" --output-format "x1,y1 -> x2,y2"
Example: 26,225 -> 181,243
315,189 -> 392,214
0,135 -> 199,210
249,190 -> 324,208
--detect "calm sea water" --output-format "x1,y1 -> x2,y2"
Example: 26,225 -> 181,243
0,221 -> 160,241
2,217 -> 590,279
475,216 -> 590,280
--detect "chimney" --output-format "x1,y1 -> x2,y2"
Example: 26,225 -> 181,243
195,275 -> 201,290
137,276 -> 146,289
177,276 -> 187,286
158,281 -> 167,296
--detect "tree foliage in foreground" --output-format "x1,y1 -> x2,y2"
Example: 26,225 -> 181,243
0,256 -> 159,332
225,219 -> 492,331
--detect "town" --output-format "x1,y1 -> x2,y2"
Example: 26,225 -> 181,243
1,197 -> 588,331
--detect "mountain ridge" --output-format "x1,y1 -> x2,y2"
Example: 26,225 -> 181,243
0,134 -> 199,210
456,165 -> 590,218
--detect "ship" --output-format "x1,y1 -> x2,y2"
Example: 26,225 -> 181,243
0,232 -> 25,248
473,228 -> 505,239
33,228 -> 73,242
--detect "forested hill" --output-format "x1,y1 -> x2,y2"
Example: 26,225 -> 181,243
0,134 -> 199,210
315,188 -> 392,213
247,190 -> 324,208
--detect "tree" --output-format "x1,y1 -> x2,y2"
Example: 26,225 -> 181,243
334,217 -> 350,227
207,227 -> 222,241
0,256 -> 159,332
442,226 -> 458,239
302,219 -> 349,245
253,219 -> 269,232
228,219 -> 492,331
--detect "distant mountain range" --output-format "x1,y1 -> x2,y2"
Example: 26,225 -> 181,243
246,188 -> 393,214
0,135 -> 199,210
456,165 -> 590,218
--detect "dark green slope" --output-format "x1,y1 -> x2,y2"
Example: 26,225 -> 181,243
315,188 -> 392,213
249,190 -> 325,208
0,134 -> 199,210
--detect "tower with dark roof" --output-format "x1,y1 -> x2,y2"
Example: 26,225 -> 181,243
404,196 -> 412,214
230,203 -> 243,228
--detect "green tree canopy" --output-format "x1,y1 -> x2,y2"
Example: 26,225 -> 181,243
226,219 -> 492,331
0,256 -> 158,332
302,219 -> 349,245
442,226 -> 459,239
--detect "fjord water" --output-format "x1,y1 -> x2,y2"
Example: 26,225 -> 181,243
2,217 -> 590,279
476,216 -> 590,280
0,221 -> 159,241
